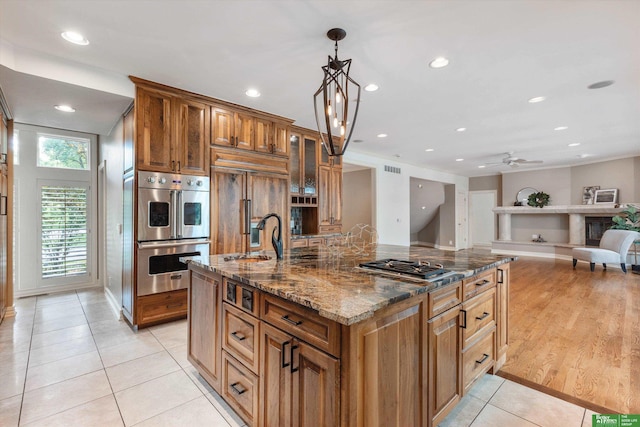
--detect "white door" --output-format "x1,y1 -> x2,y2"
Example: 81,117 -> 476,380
469,191 -> 497,248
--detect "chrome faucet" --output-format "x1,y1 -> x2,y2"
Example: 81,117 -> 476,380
256,213 -> 283,260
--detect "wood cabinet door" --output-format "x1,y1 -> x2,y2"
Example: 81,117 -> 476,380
188,270 -> 222,391
273,122 -> 289,157
260,322 -> 293,427
175,98 -> 210,175
318,166 -> 331,227
495,264 -> 510,370
329,167 -> 342,227
235,112 -> 254,151
136,87 -> 173,172
353,301 -> 426,427
428,306 -> 462,427
292,341 -> 340,427
254,117 -> 273,154
212,107 -> 235,147
211,168 -> 247,254
247,172 -> 289,250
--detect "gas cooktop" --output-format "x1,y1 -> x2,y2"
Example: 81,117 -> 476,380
359,259 -> 449,280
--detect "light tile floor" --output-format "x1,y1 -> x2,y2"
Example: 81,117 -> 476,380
0,288 -> 597,427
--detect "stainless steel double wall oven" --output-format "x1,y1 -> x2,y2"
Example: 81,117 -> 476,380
137,171 -> 210,296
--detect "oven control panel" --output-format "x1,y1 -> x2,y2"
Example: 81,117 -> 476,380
138,171 -> 209,192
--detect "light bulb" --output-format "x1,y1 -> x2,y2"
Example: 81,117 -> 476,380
340,125 -> 345,136
327,101 -> 332,116
333,117 -> 338,128
336,92 -> 341,104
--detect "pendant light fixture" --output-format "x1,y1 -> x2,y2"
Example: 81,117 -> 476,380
314,28 -> 361,157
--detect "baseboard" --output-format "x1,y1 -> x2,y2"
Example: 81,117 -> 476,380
104,286 -> 123,320
412,241 -> 458,251
14,282 -> 101,299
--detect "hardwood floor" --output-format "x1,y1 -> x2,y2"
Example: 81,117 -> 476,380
499,256 -> 640,414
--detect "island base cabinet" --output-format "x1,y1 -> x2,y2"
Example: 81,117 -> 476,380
494,264 -> 510,371
260,322 -> 339,427
342,298 -> 427,427
428,306 -> 462,427
222,351 -> 259,427
188,270 -> 222,393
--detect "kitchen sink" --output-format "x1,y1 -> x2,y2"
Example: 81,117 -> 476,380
223,254 -> 272,263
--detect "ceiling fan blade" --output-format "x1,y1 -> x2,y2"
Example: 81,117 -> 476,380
518,160 -> 543,164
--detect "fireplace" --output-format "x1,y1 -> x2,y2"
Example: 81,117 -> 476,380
585,216 -> 614,246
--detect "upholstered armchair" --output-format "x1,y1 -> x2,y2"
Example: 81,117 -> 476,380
572,229 -> 640,273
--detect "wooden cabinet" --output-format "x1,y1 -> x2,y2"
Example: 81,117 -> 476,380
260,321 -> 339,427
222,351 -> 260,426
211,167 -> 288,255
289,130 -> 319,196
318,165 -> 342,233
137,289 -> 188,327
213,108 -> 289,157
135,85 -> 209,175
495,264 -> 510,370
428,303 -> 462,427
188,270 -> 222,392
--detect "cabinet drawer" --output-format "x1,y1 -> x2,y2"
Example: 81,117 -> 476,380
307,237 -> 325,247
462,329 -> 495,394
221,351 -> 259,427
261,294 -> 340,358
462,287 -> 496,349
428,282 -> 462,318
224,278 -> 260,317
462,269 -> 496,301
319,225 -> 342,234
137,289 -> 187,327
222,303 -> 260,374
290,239 -> 308,248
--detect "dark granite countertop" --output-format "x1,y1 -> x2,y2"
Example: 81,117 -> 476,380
185,245 -> 515,326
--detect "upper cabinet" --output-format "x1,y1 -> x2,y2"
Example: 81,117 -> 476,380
289,128 -> 318,196
213,107 -> 290,157
135,85 -> 210,176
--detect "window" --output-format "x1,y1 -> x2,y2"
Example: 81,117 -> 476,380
37,134 -> 90,170
40,183 -> 89,280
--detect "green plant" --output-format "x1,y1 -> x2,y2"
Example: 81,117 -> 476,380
527,191 -> 550,208
611,204 -> 640,231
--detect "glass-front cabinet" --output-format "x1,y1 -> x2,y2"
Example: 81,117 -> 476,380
289,130 -> 318,196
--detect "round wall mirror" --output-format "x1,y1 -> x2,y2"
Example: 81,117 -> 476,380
516,187 -> 537,205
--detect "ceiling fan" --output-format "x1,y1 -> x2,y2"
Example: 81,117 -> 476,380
486,152 -> 544,168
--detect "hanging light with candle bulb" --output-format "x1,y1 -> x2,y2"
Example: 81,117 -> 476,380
314,28 -> 361,157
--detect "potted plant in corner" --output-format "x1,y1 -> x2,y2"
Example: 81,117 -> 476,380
527,191 -> 550,208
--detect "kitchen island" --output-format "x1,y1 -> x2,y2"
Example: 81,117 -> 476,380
185,245 -> 515,427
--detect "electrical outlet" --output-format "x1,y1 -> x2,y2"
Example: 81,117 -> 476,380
449,240 -> 453,245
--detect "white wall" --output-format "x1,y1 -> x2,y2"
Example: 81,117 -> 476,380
343,151 -> 468,247
99,117 -> 125,309
13,123 -> 98,296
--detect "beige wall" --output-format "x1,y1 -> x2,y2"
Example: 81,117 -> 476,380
469,175 -> 502,206
570,158 -> 636,204
502,167 -> 571,206
411,178 -> 445,243
342,168 -> 373,232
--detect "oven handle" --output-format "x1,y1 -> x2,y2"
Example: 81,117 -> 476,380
170,190 -> 177,239
137,239 -> 211,249
176,190 -> 183,239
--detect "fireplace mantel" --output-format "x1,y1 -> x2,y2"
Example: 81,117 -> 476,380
493,204 -> 627,245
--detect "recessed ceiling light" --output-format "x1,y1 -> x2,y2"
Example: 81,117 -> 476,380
528,96 -> 546,103
245,88 -> 260,97
421,206 -> 426,210
578,154 -> 590,158
429,57 -> 449,69
54,105 -> 76,113
377,133 -> 387,138
455,158 -> 464,162
554,126 -> 568,131
364,84 -> 379,92
588,80 -> 614,89
418,184 -> 423,188
568,142 -> 581,147
425,148 -> 434,152
456,127 -> 466,132
478,165 -> 486,169
353,139 -> 363,143
61,31 -> 89,45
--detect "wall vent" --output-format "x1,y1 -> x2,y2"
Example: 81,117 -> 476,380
384,165 -> 401,174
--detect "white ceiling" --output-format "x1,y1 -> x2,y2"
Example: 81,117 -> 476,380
0,0 -> 639,177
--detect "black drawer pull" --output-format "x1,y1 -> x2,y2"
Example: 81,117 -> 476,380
282,314 -> 303,326
231,331 -> 246,342
460,309 -> 467,329
475,353 -> 490,365
497,268 -> 505,284
170,274 -> 182,280
230,382 -> 246,395
476,279 -> 490,286
476,312 -> 490,321
290,344 -> 299,373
